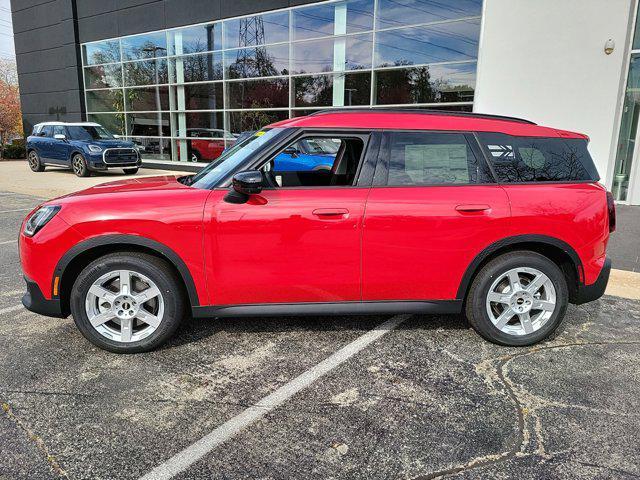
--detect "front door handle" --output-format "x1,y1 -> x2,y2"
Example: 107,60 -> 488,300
455,204 -> 491,213
312,208 -> 349,218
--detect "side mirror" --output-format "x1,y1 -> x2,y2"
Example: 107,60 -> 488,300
233,170 -> 263,195
54,134 -> 66,141
225,170 -> 263,204
283,146 -> 298,158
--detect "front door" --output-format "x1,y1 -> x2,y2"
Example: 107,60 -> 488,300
362,130 -> 511,301
204,132 -> 374,306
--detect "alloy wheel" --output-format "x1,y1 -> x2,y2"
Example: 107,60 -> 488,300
485,267 -> 556,336
73,156 -> 84,175
28,151 -> 39,169
85,269 -> 164,343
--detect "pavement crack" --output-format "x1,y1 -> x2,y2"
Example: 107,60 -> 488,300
1,400 -> 69,478
412,340 -> 640,479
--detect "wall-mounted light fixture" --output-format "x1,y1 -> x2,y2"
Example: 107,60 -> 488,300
604,38 -> 615,55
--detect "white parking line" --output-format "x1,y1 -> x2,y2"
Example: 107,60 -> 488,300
0,304 -> 24,315
139,314 -> 410,480
0,240 -> 16,245
0,208 -> 32,214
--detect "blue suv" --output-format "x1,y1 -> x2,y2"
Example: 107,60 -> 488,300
27,122 -> 141,177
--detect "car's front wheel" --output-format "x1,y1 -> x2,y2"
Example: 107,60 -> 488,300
27,150 -> 45,172
70,252 -> 185,353
465,251 -> 568,346
72,154 -> 90,177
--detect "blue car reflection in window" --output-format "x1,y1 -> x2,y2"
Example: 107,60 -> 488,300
273,138 -> 340,171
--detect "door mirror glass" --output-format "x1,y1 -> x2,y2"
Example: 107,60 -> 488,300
232,170 -> 263,195
54,134 -> 67,141
283,146 -> 298,157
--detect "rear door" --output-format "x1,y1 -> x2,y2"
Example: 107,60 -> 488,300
362,130 -> 511,301
36,125 -> 55,162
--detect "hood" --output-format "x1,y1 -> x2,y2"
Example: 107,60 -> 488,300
87,139 -> 136,148
48,175 -> 193,204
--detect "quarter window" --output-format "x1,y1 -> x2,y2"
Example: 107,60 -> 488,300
386,132 -> 490,186
477,133 -> 599,183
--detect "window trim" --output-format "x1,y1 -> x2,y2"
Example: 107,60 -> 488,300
372,129 -> 497,187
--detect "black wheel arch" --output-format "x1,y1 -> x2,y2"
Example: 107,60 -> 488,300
457,235 -> 583,303
54,235 -> 200,316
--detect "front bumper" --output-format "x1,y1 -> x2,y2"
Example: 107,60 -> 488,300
22,276 -> 67,318
573,257 -> 611,305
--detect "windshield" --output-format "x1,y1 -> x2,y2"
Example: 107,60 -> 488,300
190,128 -> 285,189
67,125 -> 115,141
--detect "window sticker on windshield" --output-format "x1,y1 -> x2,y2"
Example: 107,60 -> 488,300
487,144 -> 515,159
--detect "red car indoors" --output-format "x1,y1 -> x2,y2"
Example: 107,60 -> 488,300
19,110 -> 615,353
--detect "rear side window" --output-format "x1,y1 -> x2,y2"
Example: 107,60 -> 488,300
386,132 -> 492,186
477,133 -> 599,183
40,126 -> 53,137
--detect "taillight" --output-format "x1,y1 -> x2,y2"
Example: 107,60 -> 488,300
606,191 -> 616,233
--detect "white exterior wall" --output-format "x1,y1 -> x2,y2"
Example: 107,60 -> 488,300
475,0 -> 634,185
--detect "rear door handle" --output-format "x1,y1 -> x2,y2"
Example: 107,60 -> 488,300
312,208 -> 349,218
455,204 -> 491,213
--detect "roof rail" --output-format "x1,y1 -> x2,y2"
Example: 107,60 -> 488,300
307,108 -> 537,125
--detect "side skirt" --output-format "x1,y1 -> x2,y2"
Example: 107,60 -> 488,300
192,300 -> 462,318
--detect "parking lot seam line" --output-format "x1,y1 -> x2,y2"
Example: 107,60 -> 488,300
0,304 -> 24,315
139,314 -> 411,480
0,239 -> 17,245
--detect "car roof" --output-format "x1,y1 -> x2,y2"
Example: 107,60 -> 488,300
269,110 -> 588,139
35,122 -> 101,127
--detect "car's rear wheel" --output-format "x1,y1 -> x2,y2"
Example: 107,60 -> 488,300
28,150 -> 45,172
72,154 -> 90,177
123,167 -> 139,175
465,251 -> 568,346
70,252 -> 185,353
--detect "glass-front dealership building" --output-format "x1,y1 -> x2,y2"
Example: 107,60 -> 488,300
10,0 -> 640,203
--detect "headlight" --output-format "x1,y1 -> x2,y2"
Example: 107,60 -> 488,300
23,206 -> 61,237
88,144 -> 103,153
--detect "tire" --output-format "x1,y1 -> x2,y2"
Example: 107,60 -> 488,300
123,167 -> 139,175
465,251 -> 568,347
70,252 -> 185,353
72,153 -> 90,177
27,150 -> 45,172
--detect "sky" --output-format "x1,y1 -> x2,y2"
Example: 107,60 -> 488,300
0,0 -> 15,61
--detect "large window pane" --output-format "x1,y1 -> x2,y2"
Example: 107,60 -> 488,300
86,89 -> 124,113
292,0 -> 374,41
295,72 -> 370,107
292,34 -> 372,74
613,53 -> 640,200
174,83 -> 224,110
227,110 -> 289,135
227,78 -> 289,109
167,23 -> 222,55
83,40 -> 121,65
125,86 -> 169,111
376,0 -> 482,29
225,44 -> 289,79
375,63 -> 476,105
124,59 -> 168,86
172,111 -> 225,137
88,113 -> 125,136
129,137 -> 172,161
224,11 -> 289,48
375,20 -> 480,67
122,32 -> 168,60
126,112 -> 170,137
170,52 -> 223,83
84,64 -> 122,89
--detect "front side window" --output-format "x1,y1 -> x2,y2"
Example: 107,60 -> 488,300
53,126 -> 66,137
262,136 -> 366,187
386,131 -> 490,186
477,133 -> 599,183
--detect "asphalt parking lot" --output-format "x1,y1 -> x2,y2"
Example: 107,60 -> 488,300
1,186 -> 640,480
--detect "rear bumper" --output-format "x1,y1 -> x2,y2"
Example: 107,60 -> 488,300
22,276 -> 67,318
573,257 -> 611,305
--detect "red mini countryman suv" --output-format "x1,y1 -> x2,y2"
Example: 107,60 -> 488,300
20,110 -> 615,353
